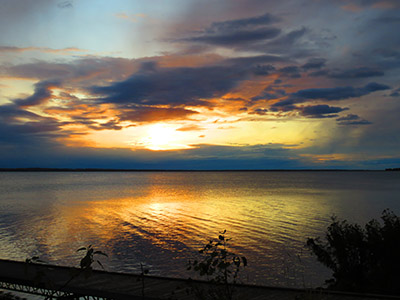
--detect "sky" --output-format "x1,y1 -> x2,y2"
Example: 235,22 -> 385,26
0,0 -> 399,169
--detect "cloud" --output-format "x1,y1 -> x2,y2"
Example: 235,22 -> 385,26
184,27 -> 281,46
90,62 -> 249,107
251,85 -> 287,101
372,16 -> 400,23
336,114 -> 372,125
118,107 -> 199,123
266,103 -> 349,119
300,105 -> 349,118
205,12 -> 280,32
250,108 -> 269,115
389,87 -> 400,97
0,46 -> 88,54
177,13 -> 282,48
302,58 -> 327,70
223,54 -> 286,66
273,82 -> 391,107
341,0 -> 400,11
0,103 -> 66,147
315,67 -> 385,79
361,0 -> 400,9
57,1 -> 73,9
261,27 -> 311,56
1,57 -> 140,87
13,80 -> 61,107
252,64 -> 275,76
279,65 -> 301,78
176,124 -> 205,131
73,118 -> 124,131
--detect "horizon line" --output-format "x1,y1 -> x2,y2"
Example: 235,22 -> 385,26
0,167 -> 398,172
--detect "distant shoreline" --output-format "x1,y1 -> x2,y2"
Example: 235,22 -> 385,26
0,167 -> 397,172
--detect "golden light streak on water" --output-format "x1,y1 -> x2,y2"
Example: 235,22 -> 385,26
0,171 -> 399,287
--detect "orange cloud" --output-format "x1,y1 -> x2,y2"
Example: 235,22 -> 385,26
341,4 -> 363,12
176,124 -> 205,131
0,46 -> 88,55
119,107 -> 199,123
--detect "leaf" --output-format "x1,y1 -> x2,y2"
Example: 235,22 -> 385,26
77,247 -> 86,252
218,235 -> 225,241
242,256 -> 247,267
80,255 -> 92,269
96,260 -> 104,269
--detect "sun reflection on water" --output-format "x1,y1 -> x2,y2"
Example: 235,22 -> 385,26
1,171 -> 399,286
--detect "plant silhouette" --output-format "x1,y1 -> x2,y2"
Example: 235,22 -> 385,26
187,230 -> 247,300
77,245 -> 108,270
307,209 -> 400,294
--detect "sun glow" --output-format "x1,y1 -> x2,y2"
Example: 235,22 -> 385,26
139,124 -> 193,151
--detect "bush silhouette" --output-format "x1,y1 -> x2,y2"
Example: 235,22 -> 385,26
187,230 -> 247,300
307,209 -> 400,294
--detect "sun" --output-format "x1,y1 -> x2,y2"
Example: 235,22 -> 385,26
140,124 -> 193,151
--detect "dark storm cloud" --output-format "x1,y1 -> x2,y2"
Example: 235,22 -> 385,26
90,63 -> 248,106
300,105 -> 348,118
265,102 -> 349,119
0,104 -> 42,121
336,114 -> 372,125
293,82 -> 390,100
252,64 -> 275,76
302,58 -> 326,70
273,82 -> 391,107
205,13 -> 280,31
185,27 -> 281,46
259,27 -> 313,57
314,67 -> 385,79
180,13 -> 281,47
13,80 -> 61,107
278,65 -> 301,78
0,103 -> 66,147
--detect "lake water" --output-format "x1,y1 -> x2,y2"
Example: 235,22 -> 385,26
0,171 -> 399,288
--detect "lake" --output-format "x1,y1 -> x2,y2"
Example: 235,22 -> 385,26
0,171 -> 399,288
